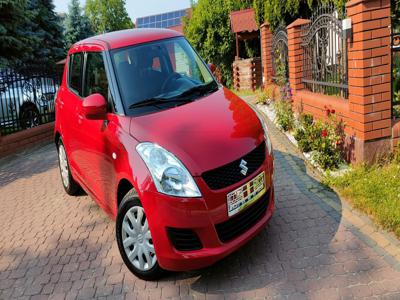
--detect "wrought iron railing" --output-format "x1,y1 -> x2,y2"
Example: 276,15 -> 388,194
392,32 -> 400,118
301,4 -> 348,98
271,25 -> 289,84
0,67 -> 60,135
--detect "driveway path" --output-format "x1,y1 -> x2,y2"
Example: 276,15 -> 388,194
1,104 -> 400,299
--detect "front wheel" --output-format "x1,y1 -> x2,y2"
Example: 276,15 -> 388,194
116,190 -> 165,280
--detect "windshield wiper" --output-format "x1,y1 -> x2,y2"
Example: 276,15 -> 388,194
128,97 -> 193,109
175,82 -> 218,99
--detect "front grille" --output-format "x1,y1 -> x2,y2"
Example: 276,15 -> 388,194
201,142 -> 266,190
215,190 -> 269,243
166,228 -> 203,251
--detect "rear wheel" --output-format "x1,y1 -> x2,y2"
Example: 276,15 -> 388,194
58,140 -> 80,195
116,189 -> 165,280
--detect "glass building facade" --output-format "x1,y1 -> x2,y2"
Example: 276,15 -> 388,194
136,9 -> 188,29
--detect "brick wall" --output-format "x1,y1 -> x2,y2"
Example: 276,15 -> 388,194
0,122 -> 54,158
260,23 -> 273,84
267,0 -> 395,163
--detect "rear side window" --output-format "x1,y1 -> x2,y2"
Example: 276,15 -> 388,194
68,53 -> 84,95
83,52 -> 109,100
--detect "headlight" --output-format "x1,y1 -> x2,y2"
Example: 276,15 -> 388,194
136,143 -> 201,197
249,105 -> 272,155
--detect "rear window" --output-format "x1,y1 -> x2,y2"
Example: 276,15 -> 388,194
68,53 -> 84,95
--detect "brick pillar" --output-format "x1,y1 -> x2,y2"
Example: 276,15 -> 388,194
287,19 -> 310,95
260,23 -> 273,85
346,0 -> 392,162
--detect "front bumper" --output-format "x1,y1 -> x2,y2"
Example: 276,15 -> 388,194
139,158 -> 275,272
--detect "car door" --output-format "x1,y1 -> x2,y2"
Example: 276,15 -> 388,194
75,48 -> 119,211
62,51 -> 86,179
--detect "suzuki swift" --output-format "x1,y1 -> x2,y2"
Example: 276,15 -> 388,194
55,29 -> 275,280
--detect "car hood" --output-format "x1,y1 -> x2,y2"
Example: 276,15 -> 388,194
129,87 -> 264,176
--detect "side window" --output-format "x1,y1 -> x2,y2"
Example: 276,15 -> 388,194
68,53 -> 83,95
84,52 -> 109,100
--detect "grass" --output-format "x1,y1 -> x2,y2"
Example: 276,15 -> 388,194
232,88 -> 260,97
324,160 -> 400,238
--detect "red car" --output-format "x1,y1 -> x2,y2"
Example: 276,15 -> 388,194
55,29 -> 275,280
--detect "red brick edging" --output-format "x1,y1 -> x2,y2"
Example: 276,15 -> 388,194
0,122 -> 54,158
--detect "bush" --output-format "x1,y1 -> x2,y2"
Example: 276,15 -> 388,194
275,99 -> 294,131
312,116 -> 345,170
293,114 -> 314,153
293,112 -> 345,170
256,90 -> 268,104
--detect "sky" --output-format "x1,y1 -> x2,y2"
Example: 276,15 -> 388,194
53,0 -> 191,22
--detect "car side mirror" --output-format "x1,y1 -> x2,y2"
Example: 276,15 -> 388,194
208,63 -> 216,73
82,93 -> 107,120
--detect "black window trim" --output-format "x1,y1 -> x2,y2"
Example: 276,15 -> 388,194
67,52 -> 84,98
67,49 -> 121,114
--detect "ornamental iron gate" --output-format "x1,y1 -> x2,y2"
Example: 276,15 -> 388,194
392,0 -> 400,118
271,25 -> 289,84
301,4 -> 348,98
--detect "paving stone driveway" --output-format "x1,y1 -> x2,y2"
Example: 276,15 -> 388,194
1,110 -> 400,300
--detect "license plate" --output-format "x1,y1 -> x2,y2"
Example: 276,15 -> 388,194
227,172 -> 266,217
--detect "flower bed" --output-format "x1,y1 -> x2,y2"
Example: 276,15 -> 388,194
255,87 -> 348,175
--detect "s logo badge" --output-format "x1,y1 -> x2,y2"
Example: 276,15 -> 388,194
239,159 -> 248,176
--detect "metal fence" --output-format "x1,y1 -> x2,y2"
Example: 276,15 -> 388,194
392,32 -> 400,118
0,67 -> 60,135
301,4 -> 348,98
271,25 -> 289,84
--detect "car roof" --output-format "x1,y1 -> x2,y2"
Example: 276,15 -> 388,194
70,28 -> 183,52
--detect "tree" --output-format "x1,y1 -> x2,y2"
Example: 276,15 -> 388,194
64,0 -> 93,50
0,0 -> 34,67
85,0 -> 133,34
184,0 -> 252,87
258,0 -> 346,31
393,0 -> 400,32
27,0 -> 65,66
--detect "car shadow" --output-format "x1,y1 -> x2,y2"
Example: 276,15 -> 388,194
0,143 -> 58,188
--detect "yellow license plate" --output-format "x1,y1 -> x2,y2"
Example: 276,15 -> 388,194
227,172 -> 266,217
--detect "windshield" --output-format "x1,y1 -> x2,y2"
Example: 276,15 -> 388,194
111,37 -> 218,115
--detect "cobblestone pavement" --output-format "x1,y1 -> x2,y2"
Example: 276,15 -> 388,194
1,106 -> 400,300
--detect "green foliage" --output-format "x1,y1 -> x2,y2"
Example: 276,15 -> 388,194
0,0 -> 36,67
392,0 -> 400,32
393,53 -> 400,118
85,0 -> 133,34
254,0 -> 346,31
183,0 -> 253,87
274,99 -> 294,131
64,0 -> 93,50
293,114 -> 314,152
325,161 -> 400,238
294,112 -> 345,170
27,0 -> 65,66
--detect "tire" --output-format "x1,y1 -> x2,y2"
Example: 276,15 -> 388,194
19,102 -> 40,129
116,189 -> 165,280
57,139 -> 80,196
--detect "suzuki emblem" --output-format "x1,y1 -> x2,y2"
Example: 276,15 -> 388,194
239,159 -> 248,176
